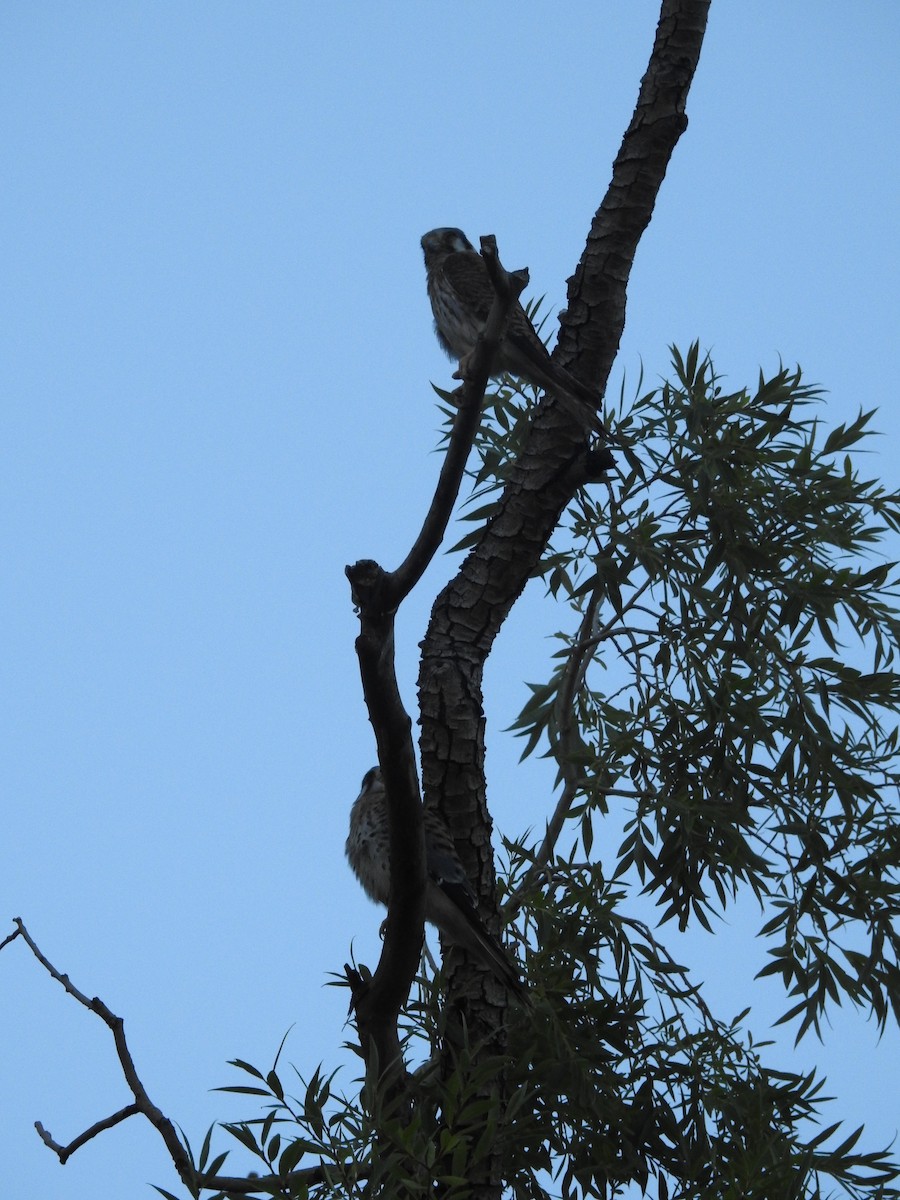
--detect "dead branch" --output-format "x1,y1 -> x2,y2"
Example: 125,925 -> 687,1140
2,919 -> 335,1198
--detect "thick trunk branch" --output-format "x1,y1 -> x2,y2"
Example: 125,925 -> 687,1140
420,0 -> 710,881
416,2 -> 710,1194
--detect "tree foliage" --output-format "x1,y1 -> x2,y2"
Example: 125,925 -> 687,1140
195,350 -> 900,1200
513,345 -> 900,1038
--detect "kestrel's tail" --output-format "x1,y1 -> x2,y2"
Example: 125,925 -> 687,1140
426,883 -> 528,1001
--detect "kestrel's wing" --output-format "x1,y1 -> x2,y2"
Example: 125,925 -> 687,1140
444,252 -> 555,367
440,251 -> 497,323
425,824 -> 477,910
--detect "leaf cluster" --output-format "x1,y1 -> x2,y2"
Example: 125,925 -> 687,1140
512,346 -> 900,1044
498,844 -> 899,1200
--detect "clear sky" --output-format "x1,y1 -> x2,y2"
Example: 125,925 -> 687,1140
2,4 -> 898,1196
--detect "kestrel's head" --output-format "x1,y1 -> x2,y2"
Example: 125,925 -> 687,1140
359,766 -> 384,797
421,227 -> 475,267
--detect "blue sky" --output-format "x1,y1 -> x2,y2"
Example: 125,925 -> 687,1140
2,4 -> 899,1196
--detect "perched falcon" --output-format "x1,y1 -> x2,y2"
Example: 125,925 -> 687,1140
421,226 -> 601,417
346,766 -> 526,997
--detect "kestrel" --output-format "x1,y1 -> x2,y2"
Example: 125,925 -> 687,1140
421,226 -> 601,418
346,766 -> 526,997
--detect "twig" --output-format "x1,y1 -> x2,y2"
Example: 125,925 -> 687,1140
4,918 -> 334,1196
0,925 -> 21,952
10,917 -> 196,1181
35,1105 -> 141,1164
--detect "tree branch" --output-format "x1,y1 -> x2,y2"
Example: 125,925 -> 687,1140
415,8 -> 710,1185
3,919 -> 343,1198
341,583 -> 425,1085
343,237 -> 532,1084
419,0 -> 710,913
5,918 -> 196,1188
559,0 -> 710,390
35,1105 -> 141,1165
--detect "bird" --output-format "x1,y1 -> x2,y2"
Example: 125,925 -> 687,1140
346,766 -> 526,997
421,226 -> 604,422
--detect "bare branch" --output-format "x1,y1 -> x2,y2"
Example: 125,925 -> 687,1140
343,236 -> 531,1084
560,0 -> 711,393
340,584 -> 425,1086
35,1105 -> 141,1165
8,918 -> 344,1197
11,918 -> 197,1185
0,925 -> 21,953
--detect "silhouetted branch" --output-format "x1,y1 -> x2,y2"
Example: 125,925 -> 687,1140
7,917 -> 195,1182
35,1105 -> 141,1165
3,918 -> 333,1198
341,570 -> 426,1088
344,236 -> 530,1086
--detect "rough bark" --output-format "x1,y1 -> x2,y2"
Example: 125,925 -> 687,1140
416,2 -> 710,1195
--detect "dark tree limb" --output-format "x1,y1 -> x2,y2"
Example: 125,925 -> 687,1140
344,237 -> 530,1085
8,918 -> 193,1178
560,0 -> 710,390
35,1104 -> 141,1165
340,594 -> 425,1088
2,920 -> 341,1198
415,3 -> 710,1191
419,0 -> 710,927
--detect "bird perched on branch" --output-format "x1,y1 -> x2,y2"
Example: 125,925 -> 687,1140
346,766 -> 526,997
421,225 -> 603,421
